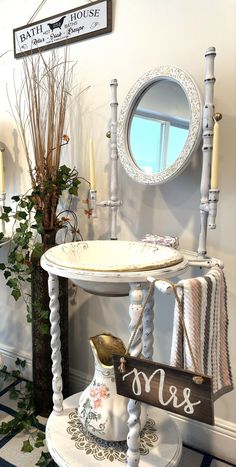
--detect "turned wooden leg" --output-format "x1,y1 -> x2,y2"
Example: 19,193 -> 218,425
126,283 -> 144,467
48,273 -> 63,415
142,287 -> 155,360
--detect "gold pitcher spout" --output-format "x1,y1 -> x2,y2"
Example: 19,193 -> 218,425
90,333 -> 126,367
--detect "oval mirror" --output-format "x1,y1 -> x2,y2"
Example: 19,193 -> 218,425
117,66 -> 202,185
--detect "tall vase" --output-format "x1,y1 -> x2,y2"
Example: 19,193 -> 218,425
78,333 -> 147,441
31,229 -> 69,417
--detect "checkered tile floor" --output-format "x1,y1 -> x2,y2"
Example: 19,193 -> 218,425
0,379 -> 235,467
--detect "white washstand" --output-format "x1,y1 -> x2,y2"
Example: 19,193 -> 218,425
41,47 -> 220,466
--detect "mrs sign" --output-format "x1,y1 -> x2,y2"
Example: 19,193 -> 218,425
113,354 -> 214,425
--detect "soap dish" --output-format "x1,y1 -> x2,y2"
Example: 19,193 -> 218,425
141,234 -> 179,249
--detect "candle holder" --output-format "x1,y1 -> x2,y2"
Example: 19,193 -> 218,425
88,189 -> 97,218
208,188 -> 220,229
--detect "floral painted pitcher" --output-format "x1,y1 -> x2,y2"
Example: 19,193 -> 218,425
78,333 -> 147,441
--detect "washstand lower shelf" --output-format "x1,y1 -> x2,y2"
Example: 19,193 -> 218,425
46,393 -> 182,467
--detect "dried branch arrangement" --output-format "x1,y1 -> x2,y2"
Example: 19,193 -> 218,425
8,50 -> 80,232
13,50 -> 73,181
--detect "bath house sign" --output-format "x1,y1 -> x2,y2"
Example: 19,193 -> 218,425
13,0 -> 112,58
113,354 -> 214,425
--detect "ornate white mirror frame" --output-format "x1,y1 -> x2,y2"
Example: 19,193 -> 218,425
117,66 -> 202,185
89,47 -> 218,256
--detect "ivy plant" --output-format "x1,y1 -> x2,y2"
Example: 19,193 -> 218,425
0,164 -> 82,311
0,359 -> 53,466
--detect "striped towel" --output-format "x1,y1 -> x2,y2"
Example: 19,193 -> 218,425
170,266 -> 233,400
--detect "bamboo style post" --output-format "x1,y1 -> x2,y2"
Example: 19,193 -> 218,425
89,79 -> 122,239
198,47 -> 216,256
109,79 -> 120,239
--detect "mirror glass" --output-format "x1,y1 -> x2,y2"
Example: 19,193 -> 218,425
129,80 -> 190,175
117,66 -> 202,185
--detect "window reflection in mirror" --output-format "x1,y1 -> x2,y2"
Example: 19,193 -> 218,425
128,79 -> 190,175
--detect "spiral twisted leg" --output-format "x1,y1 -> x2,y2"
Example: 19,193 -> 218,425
126,283 -> 144,467
142,288 -> 155,360
48,273 -> 63,415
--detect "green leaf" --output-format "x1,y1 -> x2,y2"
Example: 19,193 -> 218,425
39,309 -> 49,320
4,270 -> 11,279
39,323 -> 50,335
11,195 -> 20,202
11,288 -> 21,301
35,451 -> 52,466
14,211 -> 27,221
0,263 -> 5,270
7,278 -> 18,288
11,370 -> 21,378
17,400 -> 27,409
19,199 -> 28,208
32,243 -> 43,259
34,439 -> 45,448
0,212 -> 10,222
21,439 -> 34,453
22,419 -> 32,430
68,186 -> 78,196
15,252 -> 24,263
9,388 -> 20,400
15,358 -> 26,368
8,250 -> 17,263
35,210 -> 43,223
26,312 -> 32,323
3,206 -> 12,214
59,164 -> 71,176
0,421 -> 11,434
0,232 -> 4,241
36,432 -> 45,441
34,432 -> 45,448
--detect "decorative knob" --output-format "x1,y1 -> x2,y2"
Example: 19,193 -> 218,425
213,112 -> 222,122
106,130 -> 111,138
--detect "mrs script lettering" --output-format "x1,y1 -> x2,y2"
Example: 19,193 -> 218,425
123,367 -> 201,415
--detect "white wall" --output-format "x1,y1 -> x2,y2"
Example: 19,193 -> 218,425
0,0 -> 236,462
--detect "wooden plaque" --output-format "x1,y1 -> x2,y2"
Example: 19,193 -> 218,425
13,0 -> 112,58
113,354 -> 214,425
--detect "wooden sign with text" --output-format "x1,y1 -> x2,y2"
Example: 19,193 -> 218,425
113,354 -> 214,425
13,0 -> 112,58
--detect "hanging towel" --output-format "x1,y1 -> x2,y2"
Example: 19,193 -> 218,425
170,266 -> 233,400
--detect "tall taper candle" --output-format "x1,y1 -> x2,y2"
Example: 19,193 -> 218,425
0,148 -> 5,193
89,139 -> 96,190
211,113 -> 222,189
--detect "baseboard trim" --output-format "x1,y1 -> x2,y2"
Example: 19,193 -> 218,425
69,367 -> 91,394
170,412 -> 236,464
0,343 -> 32,380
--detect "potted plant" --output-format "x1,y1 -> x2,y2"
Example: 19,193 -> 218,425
0,49 -> 87,416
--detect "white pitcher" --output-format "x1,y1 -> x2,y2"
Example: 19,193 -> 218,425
78,333 -> 147,441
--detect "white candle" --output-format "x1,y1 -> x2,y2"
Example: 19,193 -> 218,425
89,139 -> 96,190
0,149 -> 5,193
211,114 -> 222,189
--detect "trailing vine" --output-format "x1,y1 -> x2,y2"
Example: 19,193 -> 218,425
0,164 -> 83,322
0,359 -> 53,466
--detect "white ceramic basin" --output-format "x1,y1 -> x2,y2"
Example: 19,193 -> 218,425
42,240 -> 187,296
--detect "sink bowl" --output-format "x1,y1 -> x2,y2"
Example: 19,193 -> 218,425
42,240 -> 187,296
